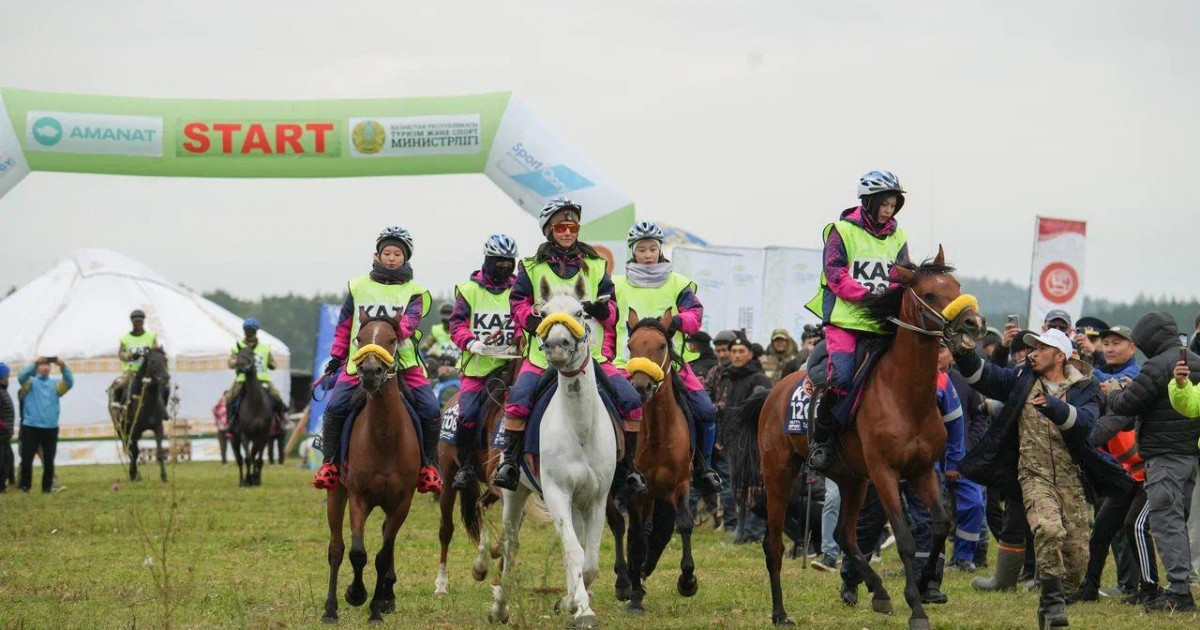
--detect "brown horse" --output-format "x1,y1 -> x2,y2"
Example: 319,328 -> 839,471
433,357 -> 519,596
322,314 -> 422,623
607,309 -> 698,614
737,248 -> 985,629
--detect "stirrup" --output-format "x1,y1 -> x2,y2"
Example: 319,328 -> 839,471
313,463 -> 339,491
418,465 -> 443,494
808,442 -> 835,472
696,468 -> 722,494
453,462 -> 477,490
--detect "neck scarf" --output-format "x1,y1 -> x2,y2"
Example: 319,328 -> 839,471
370,260 -> 413,285
625,262 -> 672,288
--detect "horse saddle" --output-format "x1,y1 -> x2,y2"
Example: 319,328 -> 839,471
514,359 -> 623,461
805,336 -> 887,429
338,383 -> 423,468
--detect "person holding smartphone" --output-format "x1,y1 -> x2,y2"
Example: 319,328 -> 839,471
1105,312 -> 1200,612
16,357 -> 73,493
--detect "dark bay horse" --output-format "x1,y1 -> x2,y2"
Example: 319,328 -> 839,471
323,314 -> 421,624
608,309 -> 699,614
433,356 -> 519,596
734,248 -> 985,629
112,347 -> 171,482
230,345 -> 273,487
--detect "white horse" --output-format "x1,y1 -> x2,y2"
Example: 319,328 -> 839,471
490,276 -> 617,629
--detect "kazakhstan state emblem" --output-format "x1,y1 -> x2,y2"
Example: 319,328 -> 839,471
352,120 -> 386,155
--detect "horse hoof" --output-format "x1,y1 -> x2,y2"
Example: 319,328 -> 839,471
369,615 -> 383,625
571,613 -> 599,629
626,604 -> 645,616
488,605 -> 509,625
434,586 -> 448,597
380,600 -> 395,614
321,613 -> 338,624
677,574 -> 698,598
772,616 -> 796,627
345,585 -> 367,607
472,563 -> 489,582
908,619 -> 933,630
872,598 -> 893,615
615,583 -> 631,602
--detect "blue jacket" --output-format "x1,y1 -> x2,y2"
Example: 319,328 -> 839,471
17,364 -> 73,429
1095,357 -> 1140,383
954,352 -> 1133,500
937,372 -> 965,472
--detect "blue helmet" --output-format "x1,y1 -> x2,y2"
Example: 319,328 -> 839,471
626,220 -> 665,246
538,196 -> 582,233
242,317 -> 260,330
483,233 -> 519,258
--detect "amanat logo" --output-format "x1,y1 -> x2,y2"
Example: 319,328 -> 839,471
178,120 -> 339,157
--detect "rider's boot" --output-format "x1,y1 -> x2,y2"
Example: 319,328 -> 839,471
452,437 -> 478,491
692,449 -> 722,495
618,431 -> 647,498
312,414 -> 343,491
493,427 -> 524,491
807,390 -> 843,473
418,416 -> 443,494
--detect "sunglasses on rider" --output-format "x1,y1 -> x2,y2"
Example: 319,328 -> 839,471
552,222 -> 580,235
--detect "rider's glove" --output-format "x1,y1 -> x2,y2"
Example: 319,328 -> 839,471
525,314 -> 544,334
324,356 -> 344,376
582,299 -> 609,321
468,340 -> 488,355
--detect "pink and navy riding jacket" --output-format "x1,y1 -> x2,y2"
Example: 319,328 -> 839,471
450,270 -> 517,352
329,285 -> 426,384
510,251 -> 620,361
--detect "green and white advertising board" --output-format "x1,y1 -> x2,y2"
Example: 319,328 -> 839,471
0,88 -> 634,267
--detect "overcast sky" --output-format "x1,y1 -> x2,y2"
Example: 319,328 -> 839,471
2,1 -> 1197,302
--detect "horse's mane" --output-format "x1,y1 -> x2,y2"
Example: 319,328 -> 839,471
860,259 -> 956,334
629,317 -> 681,366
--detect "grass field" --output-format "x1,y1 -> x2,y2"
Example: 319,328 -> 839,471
1,461 -> 1197,630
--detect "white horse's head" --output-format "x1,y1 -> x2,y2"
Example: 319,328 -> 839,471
536,275 -> 592,373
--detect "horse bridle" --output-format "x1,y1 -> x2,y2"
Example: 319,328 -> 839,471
888,288 -> 949,338
351,341 -> 399,393
626,327 -> 674,397
538,311 -> 591,377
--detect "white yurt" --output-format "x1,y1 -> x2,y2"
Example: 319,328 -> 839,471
0,249 -> 290,464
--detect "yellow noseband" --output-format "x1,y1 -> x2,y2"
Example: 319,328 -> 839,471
942,294 -> 979,321
351,343 -> 396,368
626,357 -> 666,382
536,312 -> 586,340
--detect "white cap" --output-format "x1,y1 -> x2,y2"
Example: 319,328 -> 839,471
1023,329 -> 1074,357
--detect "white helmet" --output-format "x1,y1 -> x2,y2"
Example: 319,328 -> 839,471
483,233 -> 519,258
376,225 -> 414,257
626,220 -> 665,246
538,196 -> 582,233
857,170 -> 905,198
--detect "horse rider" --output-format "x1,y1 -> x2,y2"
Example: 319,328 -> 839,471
225,317 -> 288,432
613,220 -> 722,494
805,171 -> 913,472
109,309 -> 166,412
312,225 -> 443,494
492,196 -> 647,496
448,234 -> 520,491
425,303 -> 455,350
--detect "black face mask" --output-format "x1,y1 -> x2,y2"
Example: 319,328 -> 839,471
484,256 -> 515,283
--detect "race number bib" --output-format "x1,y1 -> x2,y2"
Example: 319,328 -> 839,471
471,310 -> 515,346
439,403 -> 460,443
851,258 -> 892,295
255,354 -> 268,373
785,378 -> 814,435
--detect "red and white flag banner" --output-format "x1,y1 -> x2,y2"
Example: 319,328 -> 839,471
1028,216 -> 1087,327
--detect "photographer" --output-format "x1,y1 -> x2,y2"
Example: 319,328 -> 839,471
17,357 -> 73,493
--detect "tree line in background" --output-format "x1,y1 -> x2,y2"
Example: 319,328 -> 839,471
200,281 -> 1200,373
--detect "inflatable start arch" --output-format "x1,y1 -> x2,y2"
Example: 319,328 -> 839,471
0,88 -> 634,266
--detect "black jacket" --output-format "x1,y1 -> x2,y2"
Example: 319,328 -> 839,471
716,362 -> 772,415
1106,311 -> 1200,458
948,368 -> 989,451
955,352 -> 1133,500
0,387 -> 12,438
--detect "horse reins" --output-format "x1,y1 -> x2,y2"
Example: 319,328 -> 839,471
887,288 -> 949,338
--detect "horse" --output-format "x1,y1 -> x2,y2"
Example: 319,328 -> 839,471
433,355 -> 520,597
229,344 -> 274,487
490,276 -> 617,629
607,309 -> 698,613
732,247 -> 985,629
111,347 -> 171,482
322,314 -> 421,623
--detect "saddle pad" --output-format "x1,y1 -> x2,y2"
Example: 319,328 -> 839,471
784,378 -> 814,435
438,403 -> 460,445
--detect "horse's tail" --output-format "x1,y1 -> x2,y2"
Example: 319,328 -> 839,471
459,476 -> 483,545
720,391 -> 769,499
